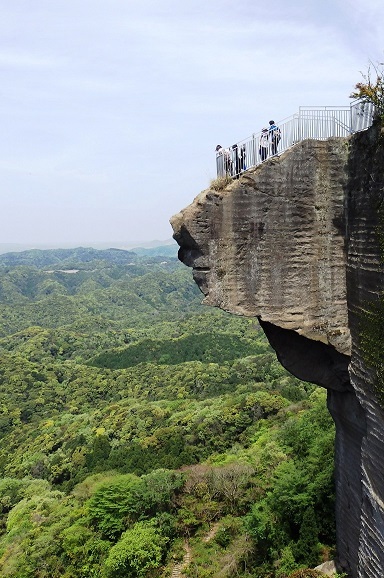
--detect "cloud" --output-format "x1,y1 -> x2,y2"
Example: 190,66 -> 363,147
0,50 -> 59,69
0,0 -> 382,244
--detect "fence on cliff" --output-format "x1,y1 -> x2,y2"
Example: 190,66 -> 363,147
216,100 -> 375,178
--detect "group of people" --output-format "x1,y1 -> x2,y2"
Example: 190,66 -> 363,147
215,120 -> 281,176
215,143 -> 246,178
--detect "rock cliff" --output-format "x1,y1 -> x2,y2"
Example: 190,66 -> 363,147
170,124 -> 384,577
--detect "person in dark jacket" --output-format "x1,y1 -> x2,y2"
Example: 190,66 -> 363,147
232,143 -> 240,177
268,120 -> 281,155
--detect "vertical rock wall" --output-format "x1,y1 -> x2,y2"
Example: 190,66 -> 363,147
345,124 -> 384,577
170,126 -> 384,577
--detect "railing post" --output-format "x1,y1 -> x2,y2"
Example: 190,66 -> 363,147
252,134 -> 256,169
298,109 -> 302,143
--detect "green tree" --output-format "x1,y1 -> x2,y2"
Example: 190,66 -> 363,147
276,545 -> 297,577
294,506 -> 321,567
87,470 -> 183,540
87,474 -> 141,539
103,522 -> 166,578
350,62 -> 384,119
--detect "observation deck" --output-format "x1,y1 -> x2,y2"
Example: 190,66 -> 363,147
216,101 -> 375,178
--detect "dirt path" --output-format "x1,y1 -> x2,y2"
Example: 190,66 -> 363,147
202,521 -> 220,543
170,522 -> 220,577
170,541 -> 191,578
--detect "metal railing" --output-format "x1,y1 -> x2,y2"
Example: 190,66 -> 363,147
216,101 -> 376,177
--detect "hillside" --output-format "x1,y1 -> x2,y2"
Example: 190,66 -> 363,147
0,247 -> 336,578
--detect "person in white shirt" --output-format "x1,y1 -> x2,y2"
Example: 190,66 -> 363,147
259,128 -> 269,161
215,144 -> 232,175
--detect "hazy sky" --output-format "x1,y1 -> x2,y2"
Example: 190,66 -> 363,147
0,0 -> 383,246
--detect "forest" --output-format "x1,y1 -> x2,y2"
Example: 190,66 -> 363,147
0,246 -> 338,578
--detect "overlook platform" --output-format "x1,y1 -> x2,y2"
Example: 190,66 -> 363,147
216,101 -> 375,177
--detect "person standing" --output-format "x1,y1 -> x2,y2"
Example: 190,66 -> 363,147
215,144 -> 231,176
268,120 -> 281,156
232,143 -> 240,177
259,128 -> 269,161
240,144 -> 246,171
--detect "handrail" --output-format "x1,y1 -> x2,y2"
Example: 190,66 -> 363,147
216,101 -> 375,178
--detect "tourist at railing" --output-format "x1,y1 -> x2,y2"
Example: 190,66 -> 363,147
268,120 -> 281,156
215,102 -> 375,178
232,143 -> 240,178
259,128 -> 269,161
215,144 -> 231,176
240,144 -> 246,171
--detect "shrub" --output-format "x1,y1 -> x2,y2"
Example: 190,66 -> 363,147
103,522 -> 166,578
276,545 -> 297,577
210,174 -> 232,191
350,62 -> 384,119
87,469 -> 184,539
287,570 -> 323,578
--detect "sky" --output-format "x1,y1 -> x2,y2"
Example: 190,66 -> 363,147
0,0 -> 383,247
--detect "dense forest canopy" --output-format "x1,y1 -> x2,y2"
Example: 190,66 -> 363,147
0,247 -> 336,577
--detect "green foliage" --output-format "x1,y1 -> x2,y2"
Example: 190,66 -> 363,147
87,470 -> 183,539
89,332 -> 259,368
214,516 -> 243,547
0,247 -> 337,578
276,545 -> 297,577
350,62 -> 384,119
0,478 -> 25,514
245,390 -> 335,571
0,247 -> 137,268
130,244 -> 178,258
61,522 -> 111,577
103,521 -> 166,578
286,570 -> 323,578
87,473 -> 141,539
294,506 -> 321,566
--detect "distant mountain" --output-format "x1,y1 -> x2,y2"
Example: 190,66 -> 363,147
126,238 -> 176,249
0,238 -> 176,254
130,244 -> 178,258
0,247 -> 137,268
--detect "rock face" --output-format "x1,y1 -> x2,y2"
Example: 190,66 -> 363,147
170,125 -> 384,577
344,124 -> 384,577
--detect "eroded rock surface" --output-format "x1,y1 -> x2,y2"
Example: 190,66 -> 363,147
171,127 -> 384,578
344,124 -> 384,577
172,139 -> 351,355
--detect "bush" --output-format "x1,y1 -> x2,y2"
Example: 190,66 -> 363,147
103,522 -> 166,578
210,174 -> 232,191
276,545 -> 297,577
350,62 -> 384,119
287,570 -> 323,578
87,469 -> 184,539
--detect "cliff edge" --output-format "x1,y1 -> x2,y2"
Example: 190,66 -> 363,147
170,124 -> 384,577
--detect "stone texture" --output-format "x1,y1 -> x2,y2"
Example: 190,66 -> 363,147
344,124 -> 384,577
315,560 -> 337,576
172,139 -> 351,355
170,127 -> 384,578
